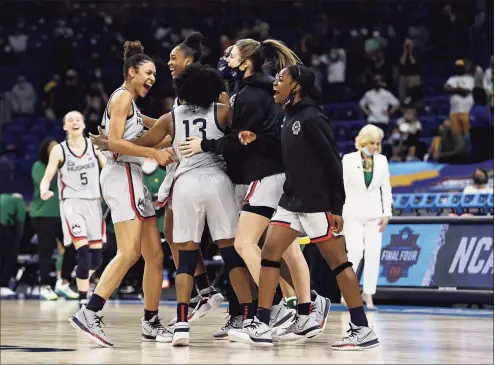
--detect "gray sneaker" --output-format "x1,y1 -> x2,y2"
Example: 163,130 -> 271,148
69,306 -> 113,347
141,315 -> 173,343
332,322 -> 379,351
311,290 -> 331,330
213,314 -> 243,339
278,311 -> 322,342
270,300 -> 295,331
228,317 -> 273,347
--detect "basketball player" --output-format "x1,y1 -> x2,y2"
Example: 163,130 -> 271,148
69,41 -> 174,347
231,65 -> 379,349
105,64 -> 251,347
163,32 -> 224,326
39,111 -> 104,308
179,39 -> 330,333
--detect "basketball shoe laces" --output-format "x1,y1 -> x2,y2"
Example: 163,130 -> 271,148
341,324 -> 360,341
93,313 -> 106,330
244,319 -> 263,330
149,317 -> 168,334
221,310 -> 237,330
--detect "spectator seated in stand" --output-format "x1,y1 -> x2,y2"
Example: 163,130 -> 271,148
389,108 -> 424,161
427,119 -> 469,164
463,168 -> 492,194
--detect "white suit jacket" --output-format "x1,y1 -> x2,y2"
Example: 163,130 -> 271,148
342,151 -> 393,219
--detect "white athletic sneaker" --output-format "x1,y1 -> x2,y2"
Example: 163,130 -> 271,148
172,322 -> 190,347
142,315 -> 173,343
270,300 -> 295,331
0,287 -> 17,297
200,286 -> 224,311
227,318 -> 251,343
69,306 -> 113,347
40,285 -> 58,300
55,282 -> 79,300
167,294 -> 209,326
213,314 -> 243,339
228,317 -> 273,347
311,290 -> 331,330
332,322 -> 379,351
278,311 -> 322,342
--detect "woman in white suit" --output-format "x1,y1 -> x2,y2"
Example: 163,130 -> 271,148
342,124 -> 392,310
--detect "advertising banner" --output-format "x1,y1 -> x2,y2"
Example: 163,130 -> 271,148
362,223 -> 494,289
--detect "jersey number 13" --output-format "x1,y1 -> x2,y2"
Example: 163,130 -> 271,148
183,118 -> 206,139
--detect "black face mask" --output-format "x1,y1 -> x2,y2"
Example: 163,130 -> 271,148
473,174 -> 488,185
455,66 -> 465,75
217,58 -> 237,80
230,59 -> 246,81
283,84 -> 300,109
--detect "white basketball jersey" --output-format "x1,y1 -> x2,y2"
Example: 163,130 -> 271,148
101,86 -> 145,164
58,138 -> 101,200
172,102 -> 226,177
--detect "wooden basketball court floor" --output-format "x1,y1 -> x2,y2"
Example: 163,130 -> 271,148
1,300 -> 493,364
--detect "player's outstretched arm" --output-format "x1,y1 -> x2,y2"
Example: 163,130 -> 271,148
39,144 -> 63,201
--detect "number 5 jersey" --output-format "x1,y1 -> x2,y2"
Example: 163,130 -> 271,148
57,138 -> 101,200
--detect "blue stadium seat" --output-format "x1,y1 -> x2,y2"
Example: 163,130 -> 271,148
435,193 -> 463,215
409,193 -> 439,214
461,193 -> 490,215
488,194 -> 494,215
394,194 -> 413,214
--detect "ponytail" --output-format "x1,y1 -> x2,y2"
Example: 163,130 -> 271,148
261,39 -> 301,72
235,38 -> 301,73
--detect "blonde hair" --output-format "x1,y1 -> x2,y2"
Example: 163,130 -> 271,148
63,110 -> 85,125
355,124 -> 384,152
235,38 -> 301,73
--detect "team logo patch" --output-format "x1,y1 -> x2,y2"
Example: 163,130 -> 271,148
380,227 -> 421,283
292,121 -> 301,135
71,223 -> 82,236
137,198 -> 145,213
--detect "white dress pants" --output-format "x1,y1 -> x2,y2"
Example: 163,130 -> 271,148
344,215 -> 382,295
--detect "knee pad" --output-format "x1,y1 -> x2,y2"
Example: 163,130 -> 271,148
177,249 -> 199,277
75,245 -> 90,280
219,246 -> 246,274
333,261 -> 353,276
90,248 -> 102,271
261,259 -> 281,269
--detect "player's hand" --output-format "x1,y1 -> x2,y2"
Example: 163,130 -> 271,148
330,214 -> 344,233
377,216 -> 390,233
89,126 -> 109,151
219,91 -> 230,105
153,148 -> 176,166
178,136 -> 203,157
41,189 -> 54,201
238,131 -> 257,145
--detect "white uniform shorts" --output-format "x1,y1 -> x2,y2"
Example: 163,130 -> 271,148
270,206 -> 343,243
101,161 -> 156,224
172,168 -> 238,243
242,173 -> 285,211
60,199 -> 103,247
234,184 -> 249,212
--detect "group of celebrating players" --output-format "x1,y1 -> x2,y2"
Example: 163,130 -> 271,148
40,31 -> 379,351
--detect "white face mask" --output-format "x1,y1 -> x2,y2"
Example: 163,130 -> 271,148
362,146 -> 376,157
142,159 -> 158,174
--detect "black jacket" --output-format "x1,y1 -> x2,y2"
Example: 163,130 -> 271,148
201,73 -> 284,184
278,97 -> 345,215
